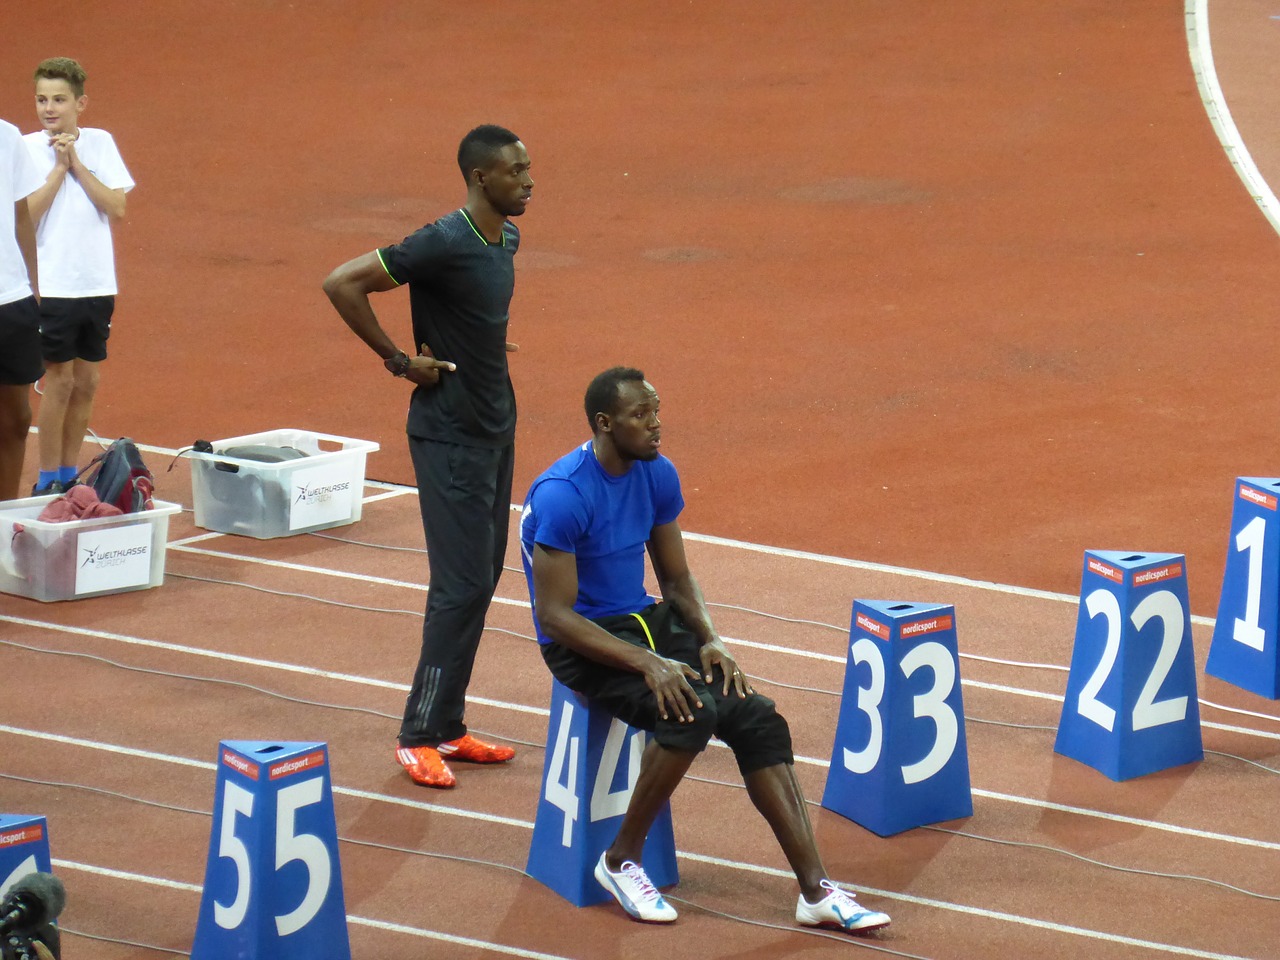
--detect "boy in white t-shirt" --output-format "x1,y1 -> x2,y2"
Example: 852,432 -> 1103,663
0,117 -> 44,501
25,57 -> 134,494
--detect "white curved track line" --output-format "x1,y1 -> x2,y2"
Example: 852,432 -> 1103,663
680,853 -> 1259,960
1186,0 -> 1280,234
50,860 -> 578,960
3,728 -> 1267,960
5,718 -> 1280,852
48,852 -> 1260,960
5,611 -> 1279,742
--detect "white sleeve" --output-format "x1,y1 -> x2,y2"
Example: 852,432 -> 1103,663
8,133 -> 42,201
93,131 -> 135,193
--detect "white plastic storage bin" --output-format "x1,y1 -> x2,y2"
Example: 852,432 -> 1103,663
188,429 -> 379,539
0,495 -> 181,602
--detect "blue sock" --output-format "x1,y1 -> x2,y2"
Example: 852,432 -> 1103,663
37,470 -> 59,490
58,465 -> 78,485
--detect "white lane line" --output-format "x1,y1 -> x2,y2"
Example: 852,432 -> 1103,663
682,530 -> 1218,629
361,488 -> 416,504
0,724 -> 534,828
1204,699 -> 1280,725
167,543 -> 430,591
1,725 -> 215,769
682,851 -> 1259,960
166,534 -> 1232,694
1186,0 -> 1280,235
18,734 -> 1265,960
167,544 -> 525,611
54,857 -> 201,892
683,531 -> 1083,603
120,433 -> 1222,627
155,447 -> 1277,731
168,531 -> 225,547
734,632 -> 1276,726
0,615 -> 550,718
731,637 -> 1065,700
787,751 -> 1280,852
344,916 -> 578,960
7,611 -> 1275,743
164,497 -> 1279,733
336,784 -> 533,828
967,788 -> 1280,851
4,722 -> 1278,852
163,546 -> 1280,730
179,514 -> 1222,629
50,860 -> 577,960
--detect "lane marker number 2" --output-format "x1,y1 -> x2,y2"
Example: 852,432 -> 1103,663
1076,588 -> 1188,733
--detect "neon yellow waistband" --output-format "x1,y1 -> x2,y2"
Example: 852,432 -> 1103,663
630,612 -> 656,651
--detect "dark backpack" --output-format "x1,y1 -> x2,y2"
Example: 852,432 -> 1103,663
77,437 -> 154,513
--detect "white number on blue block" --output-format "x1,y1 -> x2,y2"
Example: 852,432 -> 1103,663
214,781 -> 255,930
544,701 -> 581,847
841,637 -> 959,783
841,638 -> 885,775
1077,587 -> 1189,732
591,718 -> 643,822
212,776 -> 334,936
1131,590 -> 1189,731
1233,516 -> 1267,652
899,641 -> 959,785
0,856 -> 36,899
274,777 -> 332,937
1077,589 -> 1122,732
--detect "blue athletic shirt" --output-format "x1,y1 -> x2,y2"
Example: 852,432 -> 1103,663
520,441 -> 684,644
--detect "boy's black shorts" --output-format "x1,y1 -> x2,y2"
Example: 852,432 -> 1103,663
540,601 -> 794,775
39,295 -> 114,363
0,296 -> 44,385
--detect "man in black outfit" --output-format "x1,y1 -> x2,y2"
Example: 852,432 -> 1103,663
323,124 -> 533,788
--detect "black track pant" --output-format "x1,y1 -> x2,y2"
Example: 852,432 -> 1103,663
398,436 -> 514,747
541,602 -> 794,776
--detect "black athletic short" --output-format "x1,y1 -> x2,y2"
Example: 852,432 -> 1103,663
39,295 -> 114,363
0,295 -> 44,385
541,601 -> 794,775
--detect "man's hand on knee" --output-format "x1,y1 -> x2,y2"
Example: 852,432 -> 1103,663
641,654 -> 703,722
698,637 -> 755,698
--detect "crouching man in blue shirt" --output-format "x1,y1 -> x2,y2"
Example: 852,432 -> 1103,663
519,366 -> 891,933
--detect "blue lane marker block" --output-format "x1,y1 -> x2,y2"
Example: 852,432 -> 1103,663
1055,552 -> 1203,781
821,600 -> 973,837
192,741 -> 350,960
0,815 -> 53,897
1207,478 -> 1280,699
527,679 -> 678,906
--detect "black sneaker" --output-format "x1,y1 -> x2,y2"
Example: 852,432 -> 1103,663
31,480 -> 64,496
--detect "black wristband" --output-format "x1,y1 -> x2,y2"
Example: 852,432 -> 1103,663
383,351 -> 410,377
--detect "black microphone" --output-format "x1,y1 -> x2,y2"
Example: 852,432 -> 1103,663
0,874 -> 65,936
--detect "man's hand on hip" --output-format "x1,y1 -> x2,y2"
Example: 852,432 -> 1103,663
406,343 -> 457,387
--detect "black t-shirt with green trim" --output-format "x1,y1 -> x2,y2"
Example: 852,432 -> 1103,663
378,208 -> 520,447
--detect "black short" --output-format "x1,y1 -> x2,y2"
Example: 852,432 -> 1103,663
541,602 -> 794,775
39,295 -> 114,363
0,296 -> 44,385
